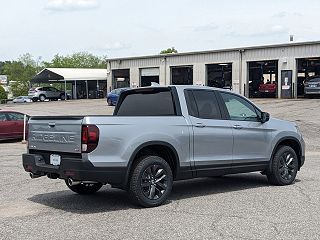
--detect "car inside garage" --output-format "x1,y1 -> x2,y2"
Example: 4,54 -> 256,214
297,58 -> 320,97
112,69 -> 130,89
171,66 -> 193,85
206,63 -> 232,89
248,60 -> 278,98
140,68 -> 160,87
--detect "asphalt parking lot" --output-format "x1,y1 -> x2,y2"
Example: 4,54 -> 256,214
0,98 -> 319,240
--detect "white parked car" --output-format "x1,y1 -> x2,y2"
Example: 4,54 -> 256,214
13,96 -> 32,103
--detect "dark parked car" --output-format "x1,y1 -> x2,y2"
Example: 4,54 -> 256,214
106,88 -> 130,106
0,111 -> 28,141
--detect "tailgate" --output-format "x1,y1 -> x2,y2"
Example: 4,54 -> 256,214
28,116 -> 83,153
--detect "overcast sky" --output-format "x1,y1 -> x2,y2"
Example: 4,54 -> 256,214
1,0 -> 320,61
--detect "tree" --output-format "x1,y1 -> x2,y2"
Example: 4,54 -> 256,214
43,52 -> 106,69
2,53 -> 38,97
0,85 -> 7,100
160,47 -> 178,54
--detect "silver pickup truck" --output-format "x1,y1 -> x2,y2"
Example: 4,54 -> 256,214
23,86 -> 305,207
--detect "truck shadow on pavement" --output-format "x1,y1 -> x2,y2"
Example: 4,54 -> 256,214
28,173 -> 273,213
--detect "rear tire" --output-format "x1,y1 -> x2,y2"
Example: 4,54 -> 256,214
129,156 -> 173,207
107,98 -> 112,106
39,95 -> 46,102
65,180 -> 103,194
60,94 -> 66,101
267,145 -> 298,186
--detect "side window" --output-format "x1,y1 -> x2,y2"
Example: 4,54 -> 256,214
0,113 -> 7,122
7,113 -> 24,121
220,92 -> 259,122
185,90 -> 221,119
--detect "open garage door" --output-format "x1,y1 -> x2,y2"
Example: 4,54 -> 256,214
248,60 -> 278,98
297,58 -> 320,97
140,68 -> 160,87
171,66 -> 193,85
206,63 -> 232,89
112,69 -> 130,89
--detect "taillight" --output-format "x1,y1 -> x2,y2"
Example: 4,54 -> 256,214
81,125 -> 99,153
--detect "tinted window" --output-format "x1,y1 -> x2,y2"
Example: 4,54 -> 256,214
220,92 -> 259,121
185,90 -> 221,119
308,78 -> 320,82
0,113 -> 7,122
49,87 -> 58,92
116,89 -> 176,116
184,90 -> 198,117
7,112 -> 24,121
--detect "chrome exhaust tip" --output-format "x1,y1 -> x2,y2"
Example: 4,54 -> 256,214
67,178 -> 81,186
30,173 -> 41,179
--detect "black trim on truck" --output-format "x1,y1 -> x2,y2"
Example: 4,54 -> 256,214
22,153 -> 126,185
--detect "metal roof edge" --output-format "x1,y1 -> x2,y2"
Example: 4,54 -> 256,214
106,40 -> 320,62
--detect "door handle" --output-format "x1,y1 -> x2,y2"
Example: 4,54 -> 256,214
195,123 -> 206,128
233,124 -> 243,129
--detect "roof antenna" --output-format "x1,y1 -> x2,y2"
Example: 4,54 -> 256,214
290,35 -> 294,42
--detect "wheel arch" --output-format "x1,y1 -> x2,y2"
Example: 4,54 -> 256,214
269,136 -> 302,172
124,141 -> 180,188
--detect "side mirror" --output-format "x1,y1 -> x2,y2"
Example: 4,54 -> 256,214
261,112 -> 270,123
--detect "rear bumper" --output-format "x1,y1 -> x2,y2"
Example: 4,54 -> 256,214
304,87 -> 320,94
22,153 -> 126,186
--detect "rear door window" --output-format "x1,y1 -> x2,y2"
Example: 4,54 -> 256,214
0,113 -> 7,121
116,88 -> 176,116
7,112 -> 24,121
185,90 -> 222,119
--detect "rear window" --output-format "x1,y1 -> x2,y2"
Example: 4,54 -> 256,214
307,78 -> 320,82
116,88 -> 176,116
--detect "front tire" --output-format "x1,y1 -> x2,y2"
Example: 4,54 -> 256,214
65,180 -> 103,194
60,94 -> 66,100
129,156 -> 173,207
267,145 -> 299,186
107,98 -> 112,106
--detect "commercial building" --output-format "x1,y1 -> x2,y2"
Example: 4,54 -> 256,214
106,41 -> 320,98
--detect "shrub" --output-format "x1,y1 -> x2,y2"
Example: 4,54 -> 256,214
0,85 -> 7,100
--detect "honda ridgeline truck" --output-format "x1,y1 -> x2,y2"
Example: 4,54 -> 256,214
23,86 -> 305,207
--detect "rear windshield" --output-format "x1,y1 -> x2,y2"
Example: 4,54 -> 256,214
307,78 -> 320,82
115,88 -> 176,116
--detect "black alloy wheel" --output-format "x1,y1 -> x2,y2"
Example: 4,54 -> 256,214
267,145 -> 298,186
278,151 -> 296,181
129,156 -> 173,207
141,164 -> 168,200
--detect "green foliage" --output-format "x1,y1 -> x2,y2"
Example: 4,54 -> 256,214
2,52 -> 106,97
0,85 -> 7,100
2,53 -> 39,97
160,47 -> 178,54
43,52 -> 106,68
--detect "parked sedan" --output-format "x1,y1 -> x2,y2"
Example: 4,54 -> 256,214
304,76 -> 320,97
13,96 -> 32,103
0,111 -> 28,141
106,88 -> 130,106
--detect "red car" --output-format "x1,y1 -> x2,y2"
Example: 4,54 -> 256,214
259,82 -> 277,97
0,110 -> 28,141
